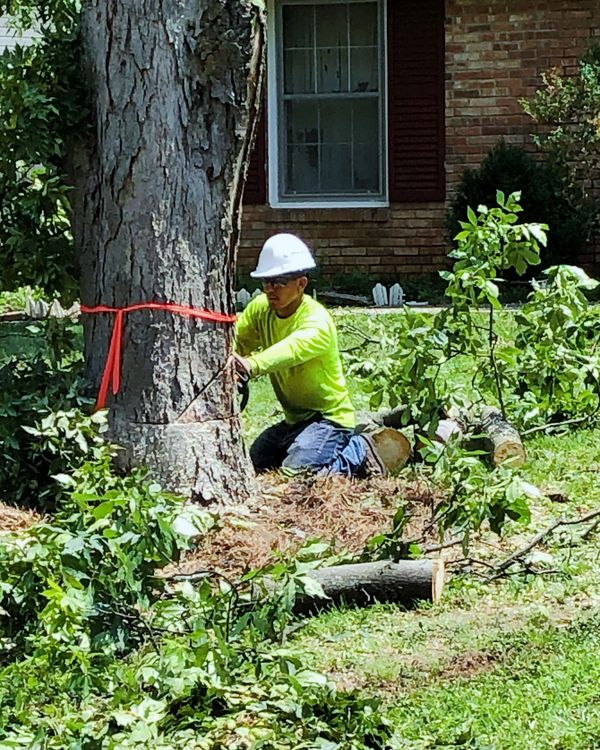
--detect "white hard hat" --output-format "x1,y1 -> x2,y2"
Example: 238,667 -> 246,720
250,233 -> 316,278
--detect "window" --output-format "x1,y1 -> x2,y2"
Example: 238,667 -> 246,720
244,0 -> 445,208
269,0 -> 387,206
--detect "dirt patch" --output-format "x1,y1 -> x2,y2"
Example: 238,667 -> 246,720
0,503 -> 41,533
436,649 -> 499,680
174,474 -> 442,579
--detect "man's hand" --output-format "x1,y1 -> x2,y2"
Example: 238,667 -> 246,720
233,353 -> 252,381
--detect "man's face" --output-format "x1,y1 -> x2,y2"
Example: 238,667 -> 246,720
262,276 -> 308,316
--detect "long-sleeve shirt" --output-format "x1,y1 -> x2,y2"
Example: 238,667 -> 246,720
235,294 -> 355,428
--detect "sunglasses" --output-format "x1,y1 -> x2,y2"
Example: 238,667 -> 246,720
261,276 -> 300,290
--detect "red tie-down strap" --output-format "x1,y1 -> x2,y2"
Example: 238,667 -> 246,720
80,302 -> 237,410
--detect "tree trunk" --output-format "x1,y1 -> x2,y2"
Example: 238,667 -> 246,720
74,0 -> 264,503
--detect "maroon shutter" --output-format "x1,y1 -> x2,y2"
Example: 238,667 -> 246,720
243,105 -> 267,205
387,0 -> 446,202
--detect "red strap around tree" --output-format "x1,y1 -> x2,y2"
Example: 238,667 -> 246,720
81,302 -> 237,410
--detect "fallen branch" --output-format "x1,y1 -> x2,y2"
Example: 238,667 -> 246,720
521,412 -> 598,437
492,507 -> 600,576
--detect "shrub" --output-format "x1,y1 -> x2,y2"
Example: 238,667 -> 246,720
0,10 -> 88,301
446,141 -> 596,271
522,43 -> 600,216
0,318 -> 95,508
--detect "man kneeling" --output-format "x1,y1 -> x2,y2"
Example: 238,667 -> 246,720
235,233 -> 393,477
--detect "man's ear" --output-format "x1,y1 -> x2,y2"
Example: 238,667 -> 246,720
298,276 -> 308,293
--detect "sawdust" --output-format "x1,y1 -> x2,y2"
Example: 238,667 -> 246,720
175,473 -> 441,579
0,503 -> 41,533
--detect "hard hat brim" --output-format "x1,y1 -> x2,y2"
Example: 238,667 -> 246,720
250,262 -> 316,279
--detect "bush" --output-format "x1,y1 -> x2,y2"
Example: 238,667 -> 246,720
0,318 -> 95,508
522,43 -> 600,218
0,14 -> 88,301
446,141 -> 596,271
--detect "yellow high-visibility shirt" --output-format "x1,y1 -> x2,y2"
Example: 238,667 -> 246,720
235,294 -> 355,428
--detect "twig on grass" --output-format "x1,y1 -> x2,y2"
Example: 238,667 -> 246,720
521,413 -> 598,436
491,507 -> 600,577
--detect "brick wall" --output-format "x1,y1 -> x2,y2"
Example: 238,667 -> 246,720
239,0 -> 600,280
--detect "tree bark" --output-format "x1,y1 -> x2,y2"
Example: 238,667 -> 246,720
476,407 -> 526,467
296,559 -> 445,613
74,0 -> 264,502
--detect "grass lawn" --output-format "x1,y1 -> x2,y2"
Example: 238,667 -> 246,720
243,307 -> 600,750
3,310 -> 599,749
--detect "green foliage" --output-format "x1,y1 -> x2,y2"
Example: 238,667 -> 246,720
522,44 -> 600,219
497,265 -> 600,426
445,141 -> 595,269
350,191 -> 549,434
348,192 -> 600,541
0,284 -> 47,312
0,3 -> 88,300
0,461 -> 392,748
0,318 -> 92,508
421,438 -> 532,545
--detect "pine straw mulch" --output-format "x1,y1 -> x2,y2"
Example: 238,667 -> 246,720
0,503 -> 42,533
173,473 -> 444,580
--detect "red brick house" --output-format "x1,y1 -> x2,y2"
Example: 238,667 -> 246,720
238,0 -> 600,282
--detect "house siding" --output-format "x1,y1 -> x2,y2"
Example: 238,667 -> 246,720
239,0 -> 600,280
0,15 -> 37,50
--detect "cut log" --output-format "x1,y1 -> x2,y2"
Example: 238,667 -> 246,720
370,427 -> 412,472
295,558 -> 445,613
354,416 -> 412,472
476,407 -> 526,467
434,418 -> 463,444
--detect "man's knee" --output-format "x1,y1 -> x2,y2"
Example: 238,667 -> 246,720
282,421 -> 352,472
249,422 -> 290,472
250,434 -> 277,472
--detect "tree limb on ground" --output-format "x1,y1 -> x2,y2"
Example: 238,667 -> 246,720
490,507 -> 600,578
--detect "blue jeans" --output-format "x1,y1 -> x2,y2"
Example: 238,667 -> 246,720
250,417 -> 368,477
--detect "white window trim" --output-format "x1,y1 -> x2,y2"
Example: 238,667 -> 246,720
267,0 -> 389,209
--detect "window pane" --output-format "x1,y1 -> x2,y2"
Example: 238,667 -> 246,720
286,101 -> 318,145
316,46 -> 348,93
350,47 -> 378,92
353,98 -> 378,142
319,100 -> 352,144
349,3 -> 377,46
283,5 -> 314,48
315,5 -> 347,47
284,49 -> 314,94
353,143 -> 379,191
320,144 -> 353,191
353,98 -> 379,191
287,145 -> 319,193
